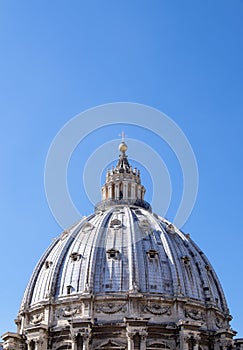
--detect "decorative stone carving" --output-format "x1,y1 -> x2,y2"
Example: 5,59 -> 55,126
30,312 -> 44,324
82,222 -> 94,232
139,219 -> 150,230
96,302 -> 127,314
61,230 -> 69,240
139,329 -> 148,340
217,337 -> 234,349
78,327 -> 92,340
144,304 -> 171,315
185,335 -> 197,348
57,306 -> 81,318
185,308 -> 205,321
129,281 -> 140,293
63,308 -> 78,317
166,223 -> 175,233
215,317 -> 223,328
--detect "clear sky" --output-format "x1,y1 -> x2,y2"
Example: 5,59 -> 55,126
0,0 -> 243,339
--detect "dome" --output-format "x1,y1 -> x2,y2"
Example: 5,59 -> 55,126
2,140 -> 237,350
22,207 -> 228,314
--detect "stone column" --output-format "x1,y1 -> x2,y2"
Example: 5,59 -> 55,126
218,338 -> 234,350
140,329 -> 148,350
77,328 -> 91,350
115,184 -> 119,199
179,329 -> 188,350
102,187 -> 106,200
131,183 -> 135,200
126,332 -> 134,350
26,340 -> 35,350
83,334 -> 90,350
71,334 -> 77,350
108,185 -> 112,199
35,339 -> 42,350
123,182 -> 128,199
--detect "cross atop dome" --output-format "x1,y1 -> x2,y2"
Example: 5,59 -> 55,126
117,132 -> 130,173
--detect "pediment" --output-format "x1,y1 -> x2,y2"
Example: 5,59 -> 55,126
96,339 -> 126,349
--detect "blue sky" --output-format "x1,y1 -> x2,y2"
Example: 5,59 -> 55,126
0,0 -> 243,338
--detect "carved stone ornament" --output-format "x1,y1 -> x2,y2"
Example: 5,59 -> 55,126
215,317 -> 223,328
61,230 -> 69,240
78,327 -> 91,340
57,306 -> 81,318
185,308 -> 205,321
30,312 -> 44,324
82,222 -> 94,232
96,302 -> 127,314
144,303 -> 171,315
185,335 -> 198,347
139,219 -> 150,229
71,327 -> 91,341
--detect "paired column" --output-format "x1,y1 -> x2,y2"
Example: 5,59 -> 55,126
179,328 -> 201,350
71,328 -> 91,350
126,327 -> 148,350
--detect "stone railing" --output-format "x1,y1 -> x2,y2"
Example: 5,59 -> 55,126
95,198 -> 152,212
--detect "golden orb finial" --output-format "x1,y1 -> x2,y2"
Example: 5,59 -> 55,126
119,142 -> 128,153
118,131 -> 128,153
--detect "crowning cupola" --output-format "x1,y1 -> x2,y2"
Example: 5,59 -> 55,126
97,139 -> 149,212
2,139 -> 242,350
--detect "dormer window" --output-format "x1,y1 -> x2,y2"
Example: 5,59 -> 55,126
45,261 -> 52,269
106,248 -> 120,259
205,264 -> 211,271
181,255 -> 190,265
110,219 -> 122,229
166,224 -> 175,233
70,252 -> 81,262
147,249 -> 158,259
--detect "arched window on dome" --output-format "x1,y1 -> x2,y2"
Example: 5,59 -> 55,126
45,260 -> 52,269
70,252 -> 81,262
110,219 -> 122,229
106,248 -> 120,260
147,249 -> 158,259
